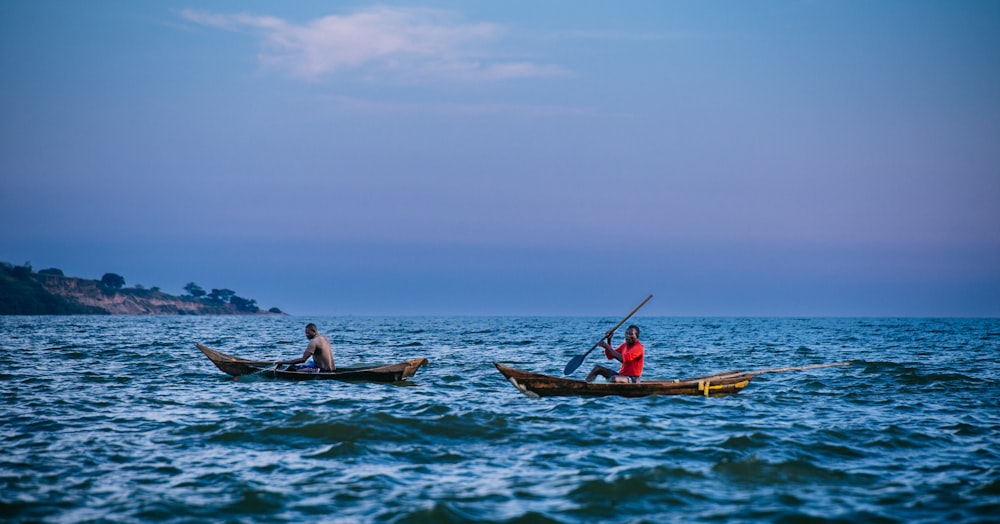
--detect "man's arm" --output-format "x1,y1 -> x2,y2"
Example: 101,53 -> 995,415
600,332 -> 624,362
277,346 -> 315,366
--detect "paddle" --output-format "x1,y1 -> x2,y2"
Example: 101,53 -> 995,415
701,361 -> 852,381
563,294 -> 653,376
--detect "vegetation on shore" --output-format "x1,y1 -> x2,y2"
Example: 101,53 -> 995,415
0,261 -> 284,316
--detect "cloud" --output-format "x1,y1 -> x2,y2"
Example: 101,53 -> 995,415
180,6 -> 569,82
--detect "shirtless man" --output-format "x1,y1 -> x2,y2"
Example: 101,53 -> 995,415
275,323 -> 335,372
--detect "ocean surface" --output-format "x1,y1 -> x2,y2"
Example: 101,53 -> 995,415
1,316 -> 998,523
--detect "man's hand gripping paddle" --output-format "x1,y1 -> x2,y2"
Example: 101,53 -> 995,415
563,294 -> 653,376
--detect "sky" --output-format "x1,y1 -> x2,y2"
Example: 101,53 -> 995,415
2,1 -> 998,316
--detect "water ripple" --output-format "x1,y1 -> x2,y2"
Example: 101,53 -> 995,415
0,316 -> 998,522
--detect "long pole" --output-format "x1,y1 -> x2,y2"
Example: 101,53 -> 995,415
563,294 -> 653,375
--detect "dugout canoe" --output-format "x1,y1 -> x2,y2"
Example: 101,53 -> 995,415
197,343 -> 428,382
494,363 -> 752,398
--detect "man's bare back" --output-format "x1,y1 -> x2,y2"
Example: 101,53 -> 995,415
306,329 -> 334,371
276,323 -> 335,372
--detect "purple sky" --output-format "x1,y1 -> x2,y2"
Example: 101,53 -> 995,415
2,1 -> 998,315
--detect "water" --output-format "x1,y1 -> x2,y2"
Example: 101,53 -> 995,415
1,316 -> 998,523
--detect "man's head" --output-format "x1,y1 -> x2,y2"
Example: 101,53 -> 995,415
625,325 -> 640,344
305,323 -> 318,339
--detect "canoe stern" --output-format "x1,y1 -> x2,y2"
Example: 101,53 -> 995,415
196,343 -> 266,376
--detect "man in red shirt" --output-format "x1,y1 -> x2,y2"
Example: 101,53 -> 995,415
585,325 -> 644,383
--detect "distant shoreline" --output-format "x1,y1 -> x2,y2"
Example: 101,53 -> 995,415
0,262 -> 284,316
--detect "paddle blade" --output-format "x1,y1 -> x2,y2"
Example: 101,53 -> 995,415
563,354 -> 586,376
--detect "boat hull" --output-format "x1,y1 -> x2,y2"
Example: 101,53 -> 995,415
197,344 -> 428,382
494,363 -> 751,398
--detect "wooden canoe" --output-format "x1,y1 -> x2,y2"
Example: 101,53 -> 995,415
197,343 -> 428,382
494,363 -> 752,398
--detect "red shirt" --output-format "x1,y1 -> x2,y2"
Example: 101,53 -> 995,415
605,341 -> 644,377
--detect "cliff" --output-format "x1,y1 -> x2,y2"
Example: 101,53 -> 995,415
0,263 -> 284,316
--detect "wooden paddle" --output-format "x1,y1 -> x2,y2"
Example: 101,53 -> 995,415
563,294 -> 653,376
703,361 -> 852,381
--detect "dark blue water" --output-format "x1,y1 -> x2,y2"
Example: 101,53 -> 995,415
1,316 -> 998,523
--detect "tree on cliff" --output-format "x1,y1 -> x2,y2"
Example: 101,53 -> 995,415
207,288 -> 236,304
10,262 -> 32,279
101,273 -> 126,289
229,295 -> 259,313
184,282 -> 206,298
1,262 -> 106,315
